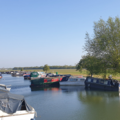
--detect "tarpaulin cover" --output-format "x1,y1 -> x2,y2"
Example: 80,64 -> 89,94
0,91 -> 33,114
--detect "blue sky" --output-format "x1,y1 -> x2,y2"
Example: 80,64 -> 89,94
0,0 -> 120,68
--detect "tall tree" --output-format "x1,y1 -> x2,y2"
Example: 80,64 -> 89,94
84,17 -> 120,78
76,55 -> 101,77
43,64 -> 50,73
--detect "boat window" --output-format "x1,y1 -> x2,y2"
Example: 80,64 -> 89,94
0,86 -> 6,90
69,79 -> 77,82
104,81 -> 108,85
99,80 -> 104,84
33,73 -> 37,75
87,78 -> 91,82
93,79 -> 97,83
80,79 -> 85,81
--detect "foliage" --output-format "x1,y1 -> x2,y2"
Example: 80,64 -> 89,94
84,17 -> 120,78
12,65 -> 76,70
43,64 -> 50,73
21,68 -> 23,71
76,55 -> 102,77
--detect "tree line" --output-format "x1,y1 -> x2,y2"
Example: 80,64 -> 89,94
13,65 -> 76,70
76,17 -> 120,78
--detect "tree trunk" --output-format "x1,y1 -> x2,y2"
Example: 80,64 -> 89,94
91,73 -> 93,77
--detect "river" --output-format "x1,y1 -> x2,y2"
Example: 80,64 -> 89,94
1,74 -> 120,120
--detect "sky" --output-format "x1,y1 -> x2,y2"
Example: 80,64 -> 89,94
0,0 -> 120,68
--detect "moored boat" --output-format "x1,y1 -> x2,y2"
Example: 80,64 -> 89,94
0,91 -> 36,120
30,77 -> 63,88
30,72 -> 46,80
0,84 -> 11,92
60,76 -> 86,86
0,73 -> 2,79
85,77 -> 119,91
24,74 -> 31,80
11,72 -> 26,77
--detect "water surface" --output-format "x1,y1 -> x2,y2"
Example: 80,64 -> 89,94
1,74 -> 120,120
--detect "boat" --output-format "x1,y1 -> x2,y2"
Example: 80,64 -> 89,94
24,74 -> 31,80
85,77 -> 119,91
30,77 -> 63,88
0,73 -> 2,79
60,76 -> 86,86
11,71 -> 26,77
0,84 -> 11,91
30,72 -> 46,80
0,91 -> 36,120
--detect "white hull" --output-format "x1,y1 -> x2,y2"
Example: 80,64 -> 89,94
0,84 -> 11,92
60,81 -> 85,86
0,110 -> 35,120
60,76 -> 85,86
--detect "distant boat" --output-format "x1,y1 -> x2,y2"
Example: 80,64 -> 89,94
30,72 -> 46,80
0,84 -> 11,91
0,72 -> 2,79
11,72 -> 25,77
30,77 -> 63,88
85,77 -> 119,91
0,91 -> 36,120
60,76 -> 86,86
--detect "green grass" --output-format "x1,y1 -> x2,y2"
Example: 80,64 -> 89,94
1,69 -> 120,80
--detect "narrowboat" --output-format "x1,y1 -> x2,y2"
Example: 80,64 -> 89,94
60,76 -> 86,86
85,77 -> 119,91
0,91 -> 36,120
0,73 -> 2,79
30,77 -> 63,88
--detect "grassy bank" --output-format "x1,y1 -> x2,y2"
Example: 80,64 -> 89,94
1,69 -> 120,80
30,69 -> 120,80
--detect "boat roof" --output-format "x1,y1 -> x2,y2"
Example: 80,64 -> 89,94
0,84 -> 7,87
86,77 -> 118,82
0,91 -> 33,114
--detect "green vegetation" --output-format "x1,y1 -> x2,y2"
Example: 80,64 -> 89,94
21,68 -> 23,71
77,17 -> 120,79
1,69 -> 120,80
43,64 -> 50,73
12,65 -> 76,70
76,55 -> 102,77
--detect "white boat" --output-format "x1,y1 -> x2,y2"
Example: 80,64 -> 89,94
0,92 -> 36,120
0,84 -> 11,91
60,76 -> 86,86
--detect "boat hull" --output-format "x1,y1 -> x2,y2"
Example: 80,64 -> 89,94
85,83 -> 119,91
60,81 -> 84,86
0,110 -> 35,120
85,77 -> 119,91
30,81 -> 59,88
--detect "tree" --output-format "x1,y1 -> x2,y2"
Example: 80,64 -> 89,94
21,68 -> 23,71
76,55 -> 102,77
43,64 -> 50,73
84,17 -> 120,78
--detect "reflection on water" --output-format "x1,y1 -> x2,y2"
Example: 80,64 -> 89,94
78,90 -> 119,104
31,86 -> 60,91
1,74 -> 120,120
